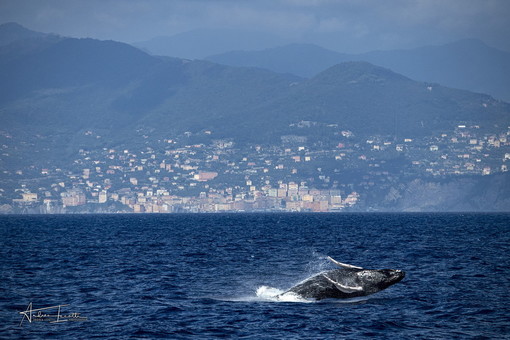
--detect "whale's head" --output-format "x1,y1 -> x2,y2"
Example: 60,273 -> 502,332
356,268 -> 405,293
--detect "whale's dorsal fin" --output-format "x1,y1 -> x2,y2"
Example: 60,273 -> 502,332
323,274 -> 363,294
327,256 -> 364,270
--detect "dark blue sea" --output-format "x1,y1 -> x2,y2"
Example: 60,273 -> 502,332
1,213 -> 509,339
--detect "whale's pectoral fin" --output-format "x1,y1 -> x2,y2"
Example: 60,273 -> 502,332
323,274 -> 363,294
326,256 -> 364,270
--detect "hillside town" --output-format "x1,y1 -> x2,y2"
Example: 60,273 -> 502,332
2,121 -> 509,213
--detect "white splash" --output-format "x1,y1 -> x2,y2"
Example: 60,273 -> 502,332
209,286 -> 286,302
255,285 -> 312,303
255,285 -> 284,299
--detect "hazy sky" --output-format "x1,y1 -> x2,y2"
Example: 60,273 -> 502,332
1,0 -> 509,53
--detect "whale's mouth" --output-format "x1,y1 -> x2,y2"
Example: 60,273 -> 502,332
392,270 -> 405,283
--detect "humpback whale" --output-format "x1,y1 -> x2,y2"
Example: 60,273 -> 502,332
279,257 -> 405,300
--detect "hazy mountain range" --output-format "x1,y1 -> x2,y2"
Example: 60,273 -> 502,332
207,40 -> 510,103
134,28 -> 288,60
1,22 -> 508,150
132,26 -> 510,102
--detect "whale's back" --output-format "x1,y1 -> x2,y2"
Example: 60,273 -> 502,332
285,269 -> 362,300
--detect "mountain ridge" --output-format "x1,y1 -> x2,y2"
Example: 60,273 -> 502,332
133,28 -> 287,60
0,22 -> 49,46
1,34 -> 508,146
207,39 -> 510,102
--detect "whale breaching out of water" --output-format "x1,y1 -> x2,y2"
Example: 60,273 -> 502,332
279,257 -> 405,301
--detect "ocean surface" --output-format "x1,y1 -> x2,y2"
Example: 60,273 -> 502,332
0,213 -> 509,339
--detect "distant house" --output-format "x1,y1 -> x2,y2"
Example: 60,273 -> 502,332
194,171 -> 218,181
61,190 -> 86,207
